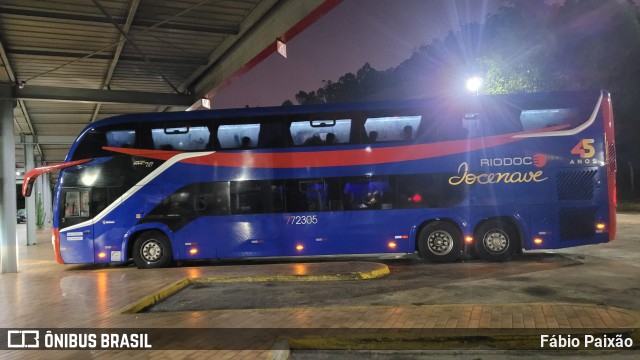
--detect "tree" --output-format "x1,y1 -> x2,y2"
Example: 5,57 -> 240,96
36,192 -> 45,230
288,0 -> 640,196
290,63 -> 389,105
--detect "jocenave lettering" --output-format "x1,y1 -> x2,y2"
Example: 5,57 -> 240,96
448,162 -> 548,186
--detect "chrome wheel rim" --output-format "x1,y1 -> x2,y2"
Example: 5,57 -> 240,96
483,230 -> 508,254
141,239 -> 163,262
427,230 -> 454,255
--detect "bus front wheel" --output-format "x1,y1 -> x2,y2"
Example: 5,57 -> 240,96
418,222 -> 462,263
474,220 -> 519,262
132,231 -> 173,269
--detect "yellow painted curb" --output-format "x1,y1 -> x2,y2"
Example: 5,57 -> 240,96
118,263 -> 389,314
357,264 -> 390,279
118,277 -> 192,314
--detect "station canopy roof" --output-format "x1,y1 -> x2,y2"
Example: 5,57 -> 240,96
1,0 -> 338,172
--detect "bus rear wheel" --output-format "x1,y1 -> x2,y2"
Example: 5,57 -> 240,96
474,220 -> 519,262
133,231 -> 173,269
418,222 -> 462,263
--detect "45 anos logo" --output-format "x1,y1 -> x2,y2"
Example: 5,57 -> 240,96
570,139 -> 600,165
571,139 -> 595,159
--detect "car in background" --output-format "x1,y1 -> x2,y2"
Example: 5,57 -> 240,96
17,209 -> 26,223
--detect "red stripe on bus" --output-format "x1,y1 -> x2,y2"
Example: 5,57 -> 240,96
602,91 -> 617,241
187,136 -> 522,168
103,125 -> 568,168
105,136 -> 517,168
52,228 -> 64,264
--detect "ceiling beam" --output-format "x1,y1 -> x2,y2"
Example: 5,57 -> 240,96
92,0 -> 181,94
184,0 -> 280,96
8,48 -> 206,65
0,6 -> 239,34
14,85 -> 195,105
92,0 -> 140,122
188,0 -> 340,98
16,135 -> 76,145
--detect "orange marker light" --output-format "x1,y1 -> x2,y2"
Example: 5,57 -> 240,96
97,252 -> 107,259
296,244 -> 304,251
534,238 -> 543,245
465,236 -> 474,244
388,241 -> 397,249
596,223 -> 606,230
189,248 -> 198,255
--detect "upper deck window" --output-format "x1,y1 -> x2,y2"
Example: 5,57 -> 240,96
462,107 -> 583,138
364,115 -> 422,143
151,124 -> 209,151
290,119 -> 351,146
106,130 -> 136,148
218,123 -> 260,149
71,123 -> 137,160
520,108 -> 578,131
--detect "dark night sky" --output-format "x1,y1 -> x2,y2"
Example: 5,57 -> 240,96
211,0 -> 501,109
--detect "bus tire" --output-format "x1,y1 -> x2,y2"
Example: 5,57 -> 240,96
132,231 -> 173,269
418,222 -> 462,263
474,220 -> 519,262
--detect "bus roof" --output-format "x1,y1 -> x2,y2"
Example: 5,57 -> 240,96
85,89 -> 604,131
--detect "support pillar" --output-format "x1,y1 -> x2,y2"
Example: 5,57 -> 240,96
43,169 -> 52,226
24,135 -> 36,245
0,83 -> 18,273
36,156 -> 52,227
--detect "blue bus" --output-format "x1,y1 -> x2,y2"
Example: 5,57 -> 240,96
23,90 -> 617,268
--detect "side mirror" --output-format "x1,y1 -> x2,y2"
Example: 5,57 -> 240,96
23,177 -> 35,197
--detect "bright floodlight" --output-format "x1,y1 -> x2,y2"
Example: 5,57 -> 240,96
466,77 -> 483,93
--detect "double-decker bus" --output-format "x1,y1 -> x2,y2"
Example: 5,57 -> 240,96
23,90 -> 616,268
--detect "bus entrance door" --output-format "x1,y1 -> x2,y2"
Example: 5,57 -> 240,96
58,187 -> 95,263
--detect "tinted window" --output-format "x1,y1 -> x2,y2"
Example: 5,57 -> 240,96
364,116 -> 421,143
218,124 -> 259,149
71,123 -> 137,160
150,124 -> 209,151
284,179 -> 340,212
342,176 -> 393,210
61,156 -> 157,189
63,189 -> 90,218
106,130 -> 135,148
258,121 -> 290,148
299,179 -> 327,212
396,173 -> 468,208
475,99 -> 524,136
193,182 -> 230,216
520,108 -> 580,131
290,119 -> 351,146
231,181 -> 263,214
